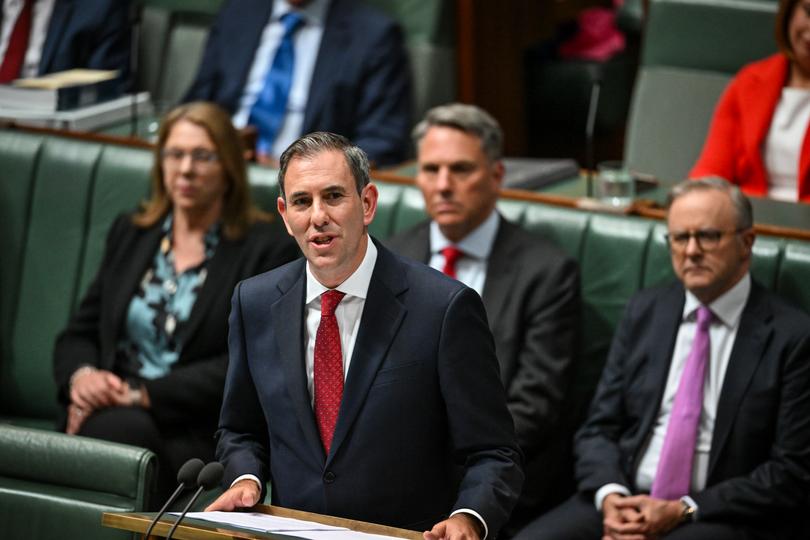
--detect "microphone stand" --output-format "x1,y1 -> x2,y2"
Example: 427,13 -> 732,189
143,483 -> 186,539
129,2 -> 141,138
585,77 -> 601,199
164,484 -> 206,540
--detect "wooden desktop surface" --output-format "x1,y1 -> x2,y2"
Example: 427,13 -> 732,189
103,504 -> 423,540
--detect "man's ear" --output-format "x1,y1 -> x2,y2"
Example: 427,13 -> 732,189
277,196 -> 294,236
361,183 -> 379,227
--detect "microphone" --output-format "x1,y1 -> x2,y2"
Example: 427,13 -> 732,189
585,67 -> 602,199
143,458 -> 205,539
165,461 -> 225,540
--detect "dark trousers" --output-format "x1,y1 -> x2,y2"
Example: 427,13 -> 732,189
77,406 -> 215,510
512,492 -> 769,540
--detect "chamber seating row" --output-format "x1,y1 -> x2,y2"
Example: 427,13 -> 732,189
1,128 -> 809,538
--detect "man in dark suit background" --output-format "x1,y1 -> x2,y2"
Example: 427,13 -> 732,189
515,177 -> 810,540
206,132 -> 523,539
386,103 -> 580,534
183,0 -> 411,167
0,0 -> 130,84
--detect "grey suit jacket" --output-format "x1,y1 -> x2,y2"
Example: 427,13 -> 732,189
386,216 -> 580,511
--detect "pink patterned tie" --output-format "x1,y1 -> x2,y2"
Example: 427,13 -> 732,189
651,305 -> 713,500
314,290 -> 345,453
441,246 -> 464,279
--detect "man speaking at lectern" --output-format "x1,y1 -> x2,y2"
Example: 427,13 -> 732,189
206,132 -> 523,539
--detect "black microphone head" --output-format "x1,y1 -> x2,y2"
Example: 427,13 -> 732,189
197,462 -> 224,490
177,458 -> 205,487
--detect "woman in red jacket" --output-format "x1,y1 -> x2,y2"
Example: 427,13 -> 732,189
691,0 -> 810,202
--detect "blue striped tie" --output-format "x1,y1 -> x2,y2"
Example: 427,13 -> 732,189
248,12 -> 304,156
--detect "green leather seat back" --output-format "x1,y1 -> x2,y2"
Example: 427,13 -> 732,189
0,425 -> 156,539
522,204 -> 590,260
365,0 -> 456,125
156,12 -> 213,106
370,182 -> 407,239
248,164 -> 281,216
496,199 -> 528,226
644,222 -> 676,287
776,241 -> 810,313
624,0 -> 778,181
77,146 -> 153,301
0,132 -> 43,366
4,139 -> 102,421
578,216 -> 653,392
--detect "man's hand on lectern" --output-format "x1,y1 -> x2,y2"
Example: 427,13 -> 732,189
204,479 -> 261,511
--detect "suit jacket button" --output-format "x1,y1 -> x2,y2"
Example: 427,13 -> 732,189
324,471 -> 336,484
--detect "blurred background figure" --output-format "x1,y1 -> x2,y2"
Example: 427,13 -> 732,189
0,0 -> 131,85
691,0 -> 810,202
183,0 -> 412,167
52,101 -> 299,505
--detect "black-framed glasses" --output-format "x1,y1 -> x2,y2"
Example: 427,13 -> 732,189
664,228 -> 746,252
161,148 -> 219,167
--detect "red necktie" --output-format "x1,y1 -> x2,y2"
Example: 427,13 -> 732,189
314,289 -> 345,453
0,0 -> 34,84
441,246 -> 464,279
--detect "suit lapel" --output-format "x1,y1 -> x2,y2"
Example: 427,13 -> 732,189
636,284 -> 685,446
105,223 -> 162,368
177,234 -> 241,352
270,261 -> 326,463
708,284 -> 771,476
481,218 -> 518,325
327,243 -> 407,464
39,0 -> 73,74
303,0 -> 350,131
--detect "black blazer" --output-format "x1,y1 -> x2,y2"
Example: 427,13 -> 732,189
183,0 -> 412,166
0,0 -> 132,80
53,213 -> 299,432
217,240 -> 523,535
575,280 -> 810,529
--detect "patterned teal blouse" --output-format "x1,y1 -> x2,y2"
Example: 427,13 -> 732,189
117,215 -> 220,379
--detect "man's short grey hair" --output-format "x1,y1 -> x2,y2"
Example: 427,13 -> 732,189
412,103 -> 503,162
278,131 -> 370,198
667,177 -> 753,230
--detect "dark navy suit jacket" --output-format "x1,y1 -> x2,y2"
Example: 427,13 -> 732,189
0,0 -> 131,81
217,240 -> 523,534
184,0 -> 412,166
575,280 -> 810,533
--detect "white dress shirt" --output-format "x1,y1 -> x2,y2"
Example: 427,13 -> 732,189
595,274 -> 751,512
764,87 -> 810,202
232,0 -> 328,158
428,210 -> 500,295
303,237 -> 376,401
0,0 -> 55,78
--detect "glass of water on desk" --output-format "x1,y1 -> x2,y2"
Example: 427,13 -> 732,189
596,161 -> 635,208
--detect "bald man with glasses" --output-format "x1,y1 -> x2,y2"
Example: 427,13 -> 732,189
515,177 -> 810,540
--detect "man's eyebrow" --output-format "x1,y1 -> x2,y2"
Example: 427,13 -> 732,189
322,185 -> 348,193
288,190 -> 311,199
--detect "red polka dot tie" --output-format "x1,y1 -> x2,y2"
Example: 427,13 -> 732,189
441,246 -> 464,279
314,289 -> 346,453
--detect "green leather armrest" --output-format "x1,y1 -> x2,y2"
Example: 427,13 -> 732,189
0,425 -> 156,501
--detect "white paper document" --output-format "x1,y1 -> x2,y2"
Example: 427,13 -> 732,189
172,511 -> 410,539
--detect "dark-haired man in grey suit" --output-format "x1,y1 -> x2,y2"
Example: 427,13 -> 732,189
386,103 -> 580,534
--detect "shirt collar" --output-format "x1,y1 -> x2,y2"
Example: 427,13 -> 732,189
272,0 -> 330,25
429,210 -> 500,260
305,236 -> 377,303
683,273 -> 751,328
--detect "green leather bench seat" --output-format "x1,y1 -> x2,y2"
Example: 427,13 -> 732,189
0,425 -> 156,539
2,128 -> 809,539
3,128 -> 810,432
